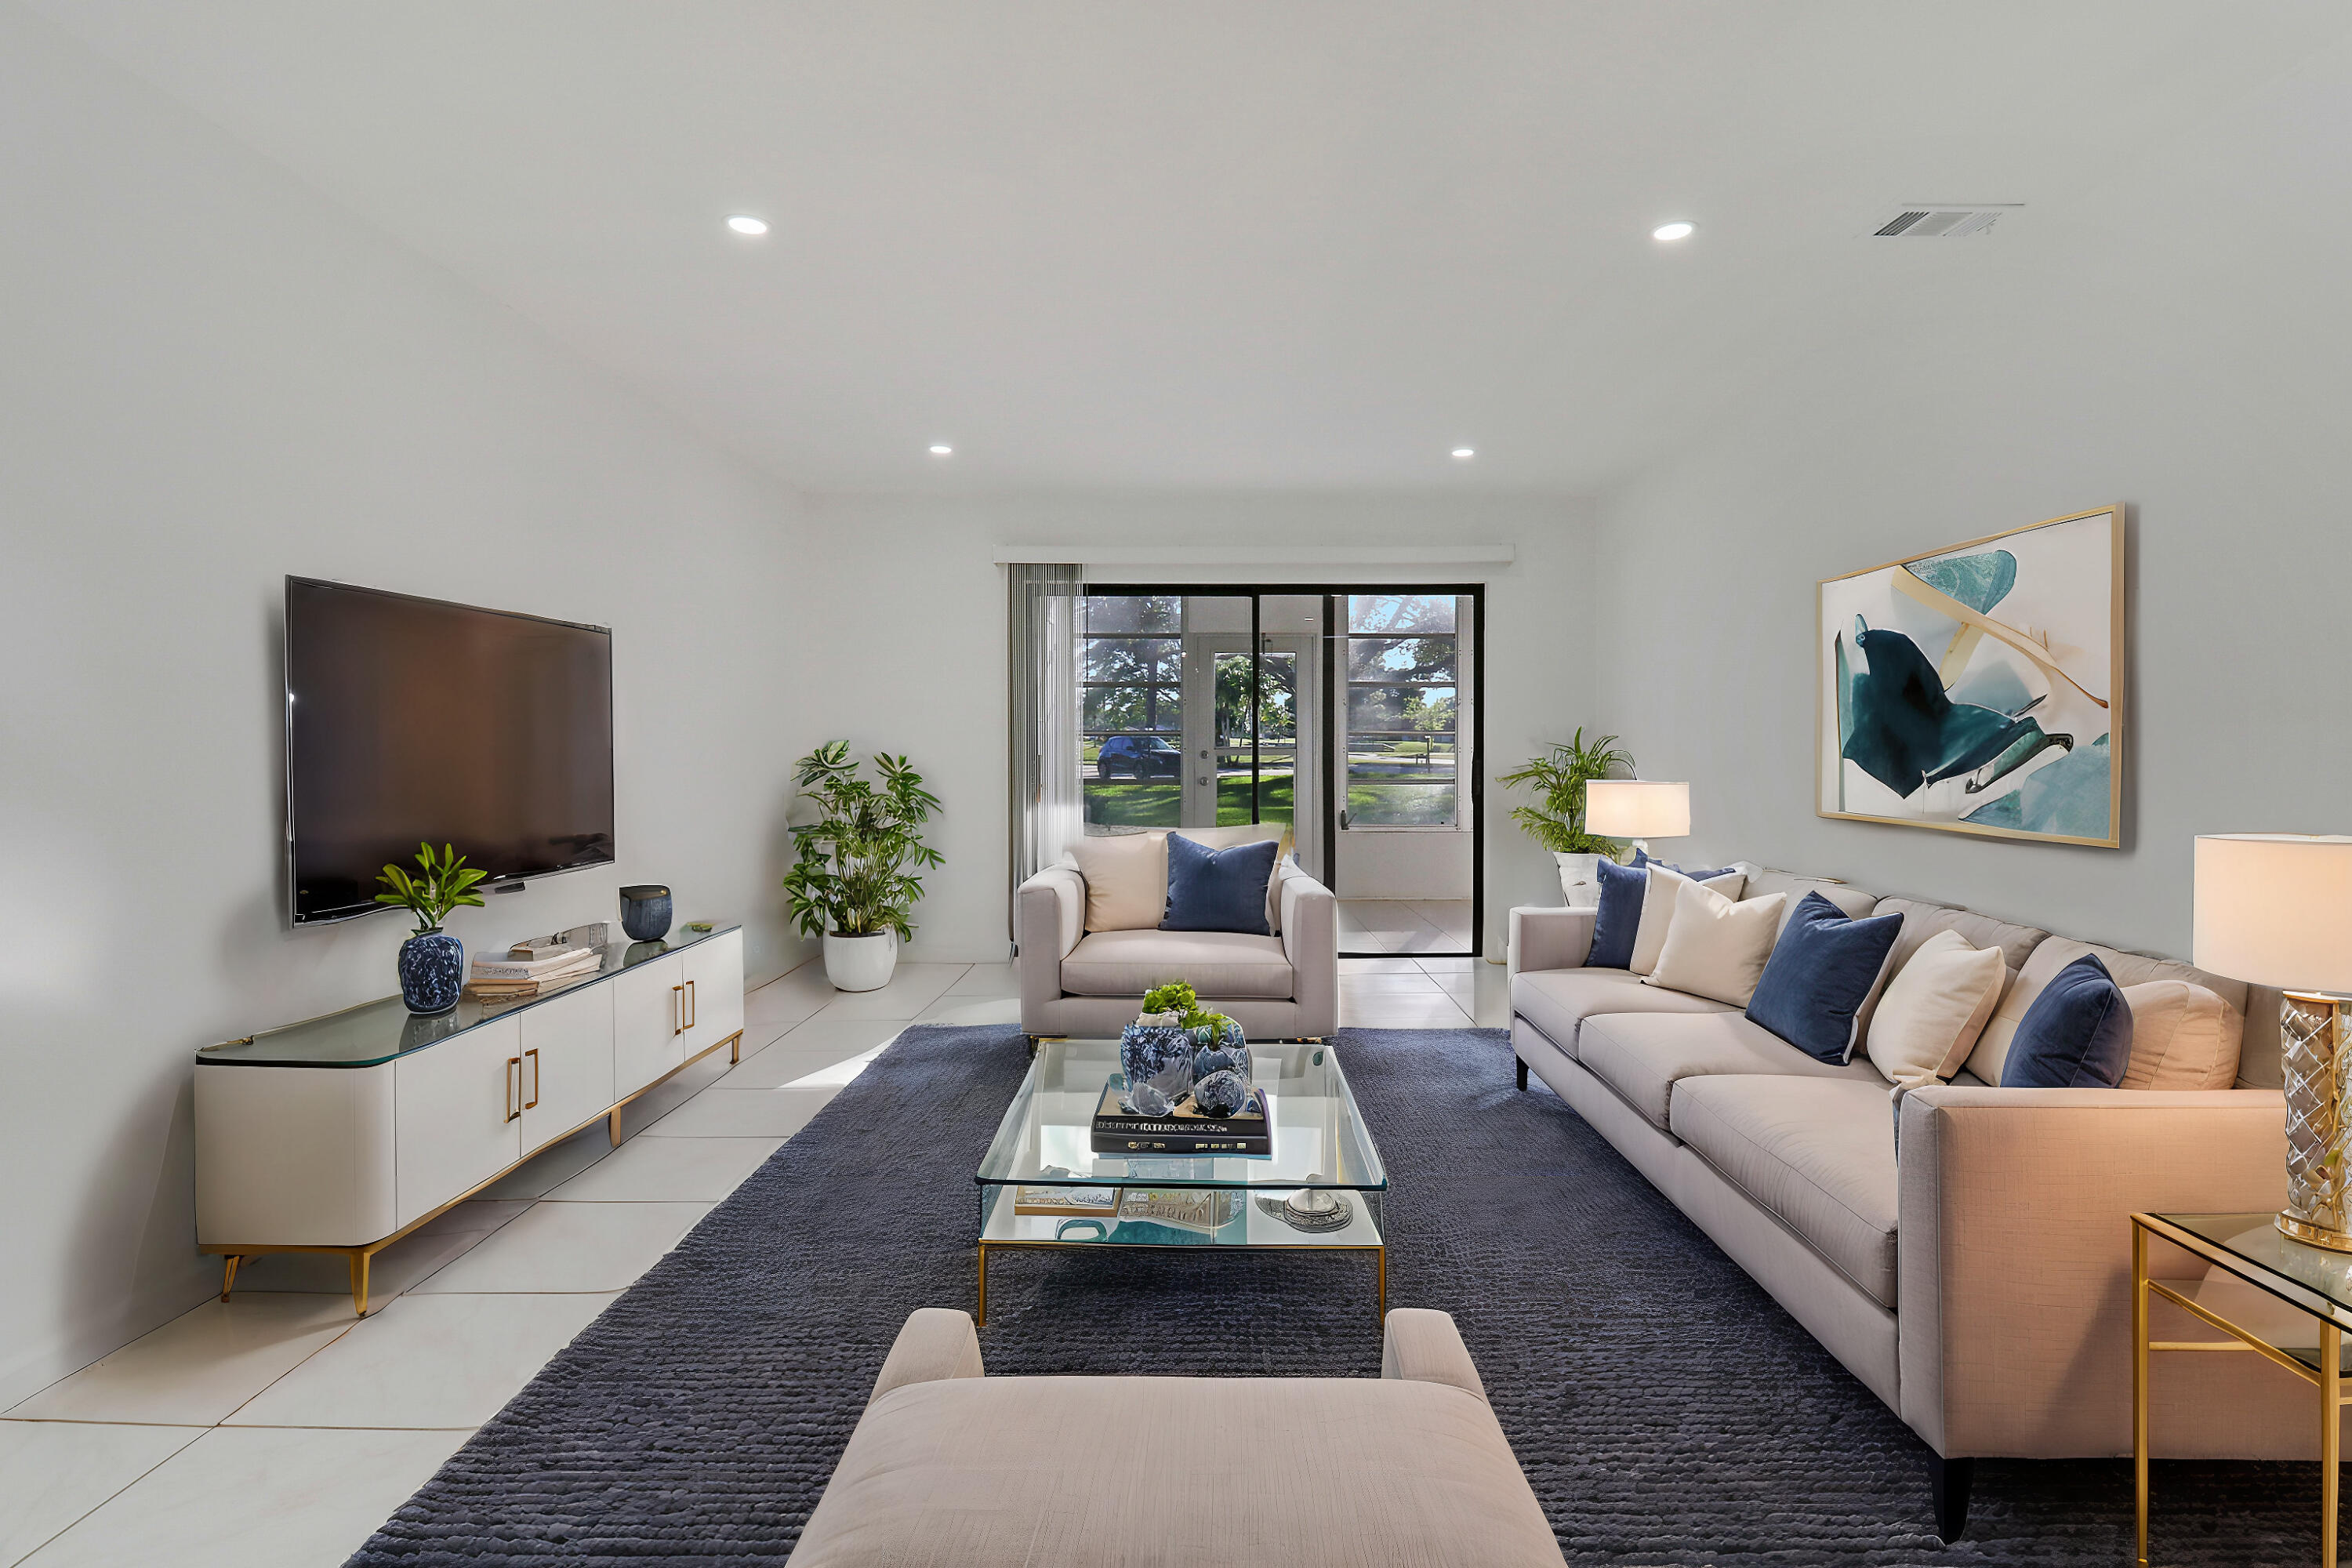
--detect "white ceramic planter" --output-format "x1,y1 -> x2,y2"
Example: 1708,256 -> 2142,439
824,931 -> 898,992
1553,851 -> 1605,908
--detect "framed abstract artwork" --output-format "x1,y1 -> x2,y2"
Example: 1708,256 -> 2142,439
1817,505 -> 2123,848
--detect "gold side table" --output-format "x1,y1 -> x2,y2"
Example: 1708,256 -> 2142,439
2132,1211 -> 2352,1567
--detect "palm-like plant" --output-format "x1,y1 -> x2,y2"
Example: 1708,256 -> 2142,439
1500,728 -> 1636,858
781,741 -> 945,941
373,842 -> 488,935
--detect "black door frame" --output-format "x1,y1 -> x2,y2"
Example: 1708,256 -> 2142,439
1080,581 -> 1485,959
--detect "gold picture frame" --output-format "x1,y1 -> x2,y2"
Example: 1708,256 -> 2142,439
1816,504 -> 2124,848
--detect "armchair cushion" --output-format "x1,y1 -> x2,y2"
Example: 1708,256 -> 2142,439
1060,929 -> 1294,999
1160,833 -> 1279,935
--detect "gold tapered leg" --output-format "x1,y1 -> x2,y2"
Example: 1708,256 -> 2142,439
731,1034 -> 741,1064
2133,1225 -> 2151,1566
609,1107 -> 624,1146
220,1254 -> 241,1304
2325,1318 -> 2341,1568
350,1250 -> 371,1317
976,1243 -> 989,1327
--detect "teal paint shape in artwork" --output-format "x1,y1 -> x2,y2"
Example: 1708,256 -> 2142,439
1913,550 -> 2017,613
1962,734 -> 2111,838
1834,632 -> 1856,811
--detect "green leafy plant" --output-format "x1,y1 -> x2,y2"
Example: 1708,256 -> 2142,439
782,741 -> 945,942
373,842 -> 488,935
1142,981 -> 1200,1018
1185,1007 -> 1233,1036
1501,728 -> 1636,858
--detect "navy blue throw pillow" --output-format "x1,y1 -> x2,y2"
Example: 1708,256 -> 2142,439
2002,954 -> 2134,1088
1586,855 -> 1646,967
1160,833 -> 1279,935
1745,891 -> 1904,1063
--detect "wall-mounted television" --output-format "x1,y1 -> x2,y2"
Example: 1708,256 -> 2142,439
285,577 -> 615,925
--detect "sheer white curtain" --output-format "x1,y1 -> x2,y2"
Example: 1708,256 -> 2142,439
1009,564 -> 1084,941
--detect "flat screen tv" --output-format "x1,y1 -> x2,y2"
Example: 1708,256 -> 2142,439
285,577 -> 615,925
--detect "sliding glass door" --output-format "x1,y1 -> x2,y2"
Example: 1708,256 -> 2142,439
1058,583 -> 1481,956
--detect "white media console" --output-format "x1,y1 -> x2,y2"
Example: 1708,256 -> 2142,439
194,923 -> 743,1313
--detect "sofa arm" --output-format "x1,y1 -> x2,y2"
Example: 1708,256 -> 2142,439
1380,1308 -> 1487,1403
1017,866 -> 1085,1032
1508,906 -> 1595,979
869,1308 -> 985,1404
1279,867 -> 1337,1038
1896,1085 -> 2288,1457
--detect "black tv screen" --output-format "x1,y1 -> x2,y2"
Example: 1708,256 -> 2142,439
285,577 -> 615,925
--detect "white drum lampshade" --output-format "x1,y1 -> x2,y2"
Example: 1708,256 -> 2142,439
1585,780 -> 1690,841
2194,833 -> 2352,1252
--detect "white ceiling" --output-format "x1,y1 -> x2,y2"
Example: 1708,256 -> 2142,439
26,2 -> 2352,494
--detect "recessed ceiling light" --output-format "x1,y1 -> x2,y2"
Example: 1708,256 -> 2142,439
725,214 -> 768,236
928,444 -> 953,456
1451,448 -> 1475,460
1652,221 -> 1695,242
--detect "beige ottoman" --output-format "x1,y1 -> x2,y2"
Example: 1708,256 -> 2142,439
789,1307 -> 1566,1566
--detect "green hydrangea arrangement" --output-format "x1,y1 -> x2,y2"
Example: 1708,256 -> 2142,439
1142,981 -> 1199,1018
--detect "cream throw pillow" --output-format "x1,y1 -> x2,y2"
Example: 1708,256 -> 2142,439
2120,981 -> 2239,1090
1864,930 -> 2005,1089
1628,866 -> 1748,975
1642,880 -> 1785,1007
1070,833 -> 1168,931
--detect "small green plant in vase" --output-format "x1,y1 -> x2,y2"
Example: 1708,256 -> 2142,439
375,842 -> 488,1014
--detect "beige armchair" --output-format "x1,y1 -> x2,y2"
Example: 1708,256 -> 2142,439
1016,858 -> 1337,1039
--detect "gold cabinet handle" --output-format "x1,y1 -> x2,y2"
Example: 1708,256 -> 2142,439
685,979 -> 697,1030
672,983 -> 687,1037
505,1057 -> 521,1123
524,1047 -> 540,1110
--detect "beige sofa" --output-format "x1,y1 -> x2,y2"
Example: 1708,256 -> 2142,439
1508,866 -> 2300,1541
789,1307 -> 1566,1567
1016,855 -> 1338,1039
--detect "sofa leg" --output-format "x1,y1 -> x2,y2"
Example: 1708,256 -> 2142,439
1515,1058 -> 1528,1092
1928,1454 -> 1973,1542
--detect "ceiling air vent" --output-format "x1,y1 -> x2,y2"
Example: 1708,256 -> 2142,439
1870,205 -> 2020,238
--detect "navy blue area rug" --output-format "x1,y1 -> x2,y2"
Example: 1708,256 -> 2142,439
350,1024 -> 2324,1565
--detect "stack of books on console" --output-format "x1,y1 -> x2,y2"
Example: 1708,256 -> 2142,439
462,946 -> 601,1000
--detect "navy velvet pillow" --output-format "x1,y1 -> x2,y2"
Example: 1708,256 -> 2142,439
2001,954 -> 2134,1088
1160,833 -> 1279,935
1586,855 -> 1646,968
1745,891 -> 1904,1063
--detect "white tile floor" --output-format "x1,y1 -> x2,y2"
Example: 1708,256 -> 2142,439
1337,897 -> 1474,955
0,952 -> 1504,1566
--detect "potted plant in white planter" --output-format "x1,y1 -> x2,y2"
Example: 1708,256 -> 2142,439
782,740 -> 943,992
1501,728 -> 1634,906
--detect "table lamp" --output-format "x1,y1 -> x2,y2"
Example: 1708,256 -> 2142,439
2193,833 -> 2352,1251
1584,779 -> 1690,858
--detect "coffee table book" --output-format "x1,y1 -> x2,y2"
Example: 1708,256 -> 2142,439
1091,1080 -> 1271,1156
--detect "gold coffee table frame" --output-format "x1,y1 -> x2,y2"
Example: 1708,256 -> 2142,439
2132,1211 -> 2352,1567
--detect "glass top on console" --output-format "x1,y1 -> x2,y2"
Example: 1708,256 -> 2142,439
975,1038 -> 1386,1192
197,921 -> 739,1069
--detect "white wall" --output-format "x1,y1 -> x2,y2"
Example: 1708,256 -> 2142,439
1589,36 -> 2352,960
788,493 -> 1593,962
0,7 -> 804,1406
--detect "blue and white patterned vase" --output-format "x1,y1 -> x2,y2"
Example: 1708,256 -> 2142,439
1119,1020 -> 1196,1116
398,930 -> 465,1014
1189,1018 -> 1252,1087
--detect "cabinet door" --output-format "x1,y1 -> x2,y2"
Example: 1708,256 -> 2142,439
612,951 -> 686,1098
518,982 -> 616,1156
394,1015 -> 521,1229
680,930 -> 744,1062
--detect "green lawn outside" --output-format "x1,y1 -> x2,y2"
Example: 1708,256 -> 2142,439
1082,773 -> 1452,828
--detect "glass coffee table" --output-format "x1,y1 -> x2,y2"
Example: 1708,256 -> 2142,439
975,1039 -> 1387,1325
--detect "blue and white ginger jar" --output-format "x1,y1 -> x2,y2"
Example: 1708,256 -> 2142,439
398,929 -> 465,1014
